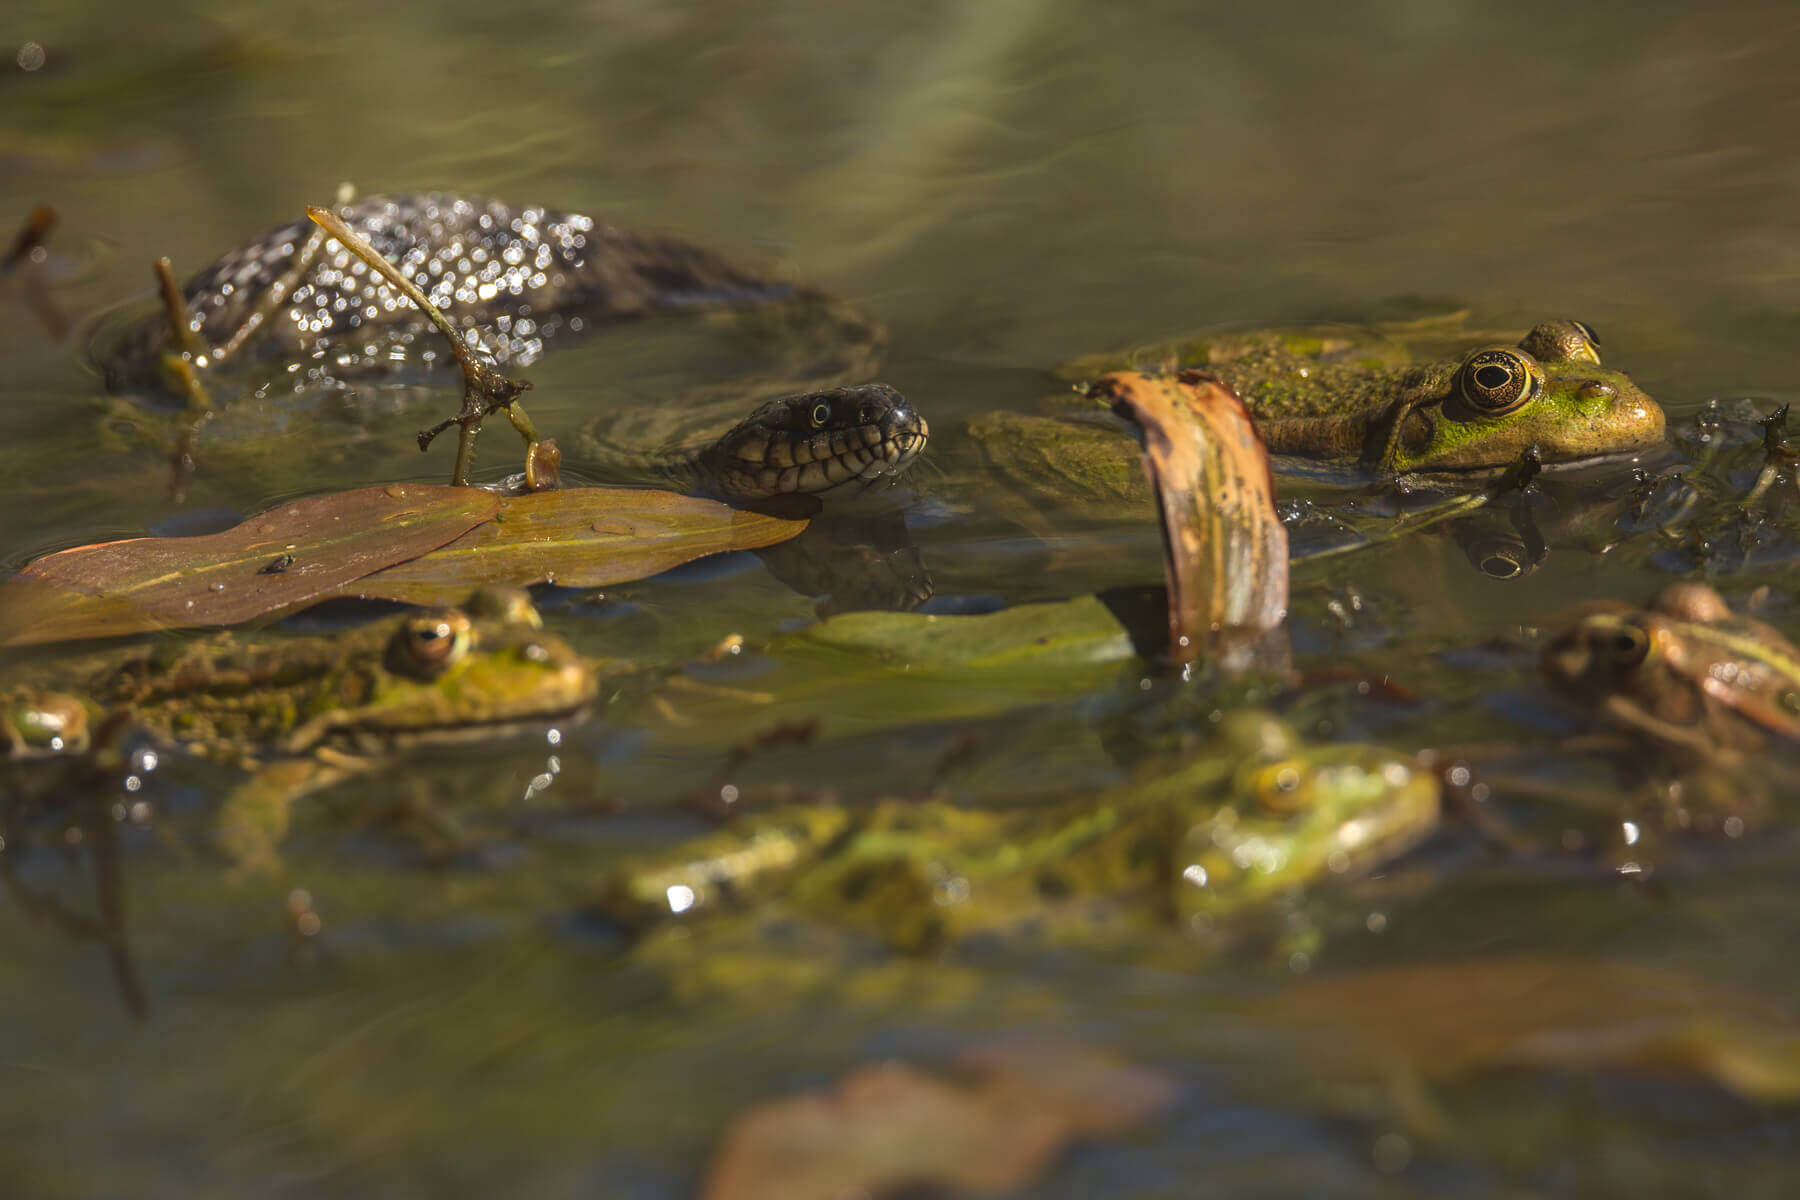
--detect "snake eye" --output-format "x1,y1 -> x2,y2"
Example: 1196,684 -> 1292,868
1458,346 -> 1543,415
386,609 -> 473,679
810,401 -> 832,428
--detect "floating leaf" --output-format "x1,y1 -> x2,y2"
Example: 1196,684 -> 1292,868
1,484 -> 501,645
638,597 -> 1138,748
335,487 -> 808,605
1097,370 -> 1288,670
702,1040 -> 1175,1200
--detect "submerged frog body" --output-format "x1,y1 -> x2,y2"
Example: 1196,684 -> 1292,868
1058,317 -> 1664,472
598,714 -> 1439,952
9,589 -> 597,867
1542,582 -> 1800,765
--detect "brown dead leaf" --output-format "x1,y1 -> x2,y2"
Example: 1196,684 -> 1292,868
701,1040 -> 1176,1200
1,484 -> 501,645
335,487 -> 808,606
1096,370 -> 1288,670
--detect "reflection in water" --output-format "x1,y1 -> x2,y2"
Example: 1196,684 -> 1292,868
1450,501 -> 1547,581
2,754 -> 148,1021
755,507 -> 933,616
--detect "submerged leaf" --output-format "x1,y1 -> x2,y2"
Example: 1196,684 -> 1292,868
335,487 -> 808,605
1098,370 -> 1289,670
638,597 -> 1138,747
1,484 -> 500,645
702,1040 -> 1175,1200
1266,957 -> 1800,1104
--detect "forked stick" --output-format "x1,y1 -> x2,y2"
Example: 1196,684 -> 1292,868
303,204 -> 542,486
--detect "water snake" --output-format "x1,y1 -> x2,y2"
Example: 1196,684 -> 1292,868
93,193 -> 926,501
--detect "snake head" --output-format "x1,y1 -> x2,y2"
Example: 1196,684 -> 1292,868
705,383 -> 929,502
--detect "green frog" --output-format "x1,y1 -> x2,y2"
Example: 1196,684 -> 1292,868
4,588 -> 598,867
597,713 -> 1439,953
1541,582 -> 1800,767
1055,316 -> 1664,473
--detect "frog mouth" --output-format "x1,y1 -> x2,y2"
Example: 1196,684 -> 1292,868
301,703 -> 595,755
1379,402 -> 1669,474
286,663 -> 598,754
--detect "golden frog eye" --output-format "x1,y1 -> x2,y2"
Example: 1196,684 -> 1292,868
1518,319 -> 1602,365
1250,759 -> 1312,813
810,400 -> 832,428
1458,346 -> 1544,415
1591,620 -> 1651,669
463,586 -> 542,629
385,609 -> 473,679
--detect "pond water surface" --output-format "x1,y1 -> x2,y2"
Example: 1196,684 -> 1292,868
4,2 -> 1800,1196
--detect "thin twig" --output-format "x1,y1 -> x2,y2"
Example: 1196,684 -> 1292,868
303,204 -> 540,486
154,257 -> 214,501
1,204 -> 56,275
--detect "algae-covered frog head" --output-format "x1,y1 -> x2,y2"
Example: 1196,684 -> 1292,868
1540,582 -> 1800,763
1383,319 -> 1663,472
1176,713 -> 1441,923
279,589 -> 598,754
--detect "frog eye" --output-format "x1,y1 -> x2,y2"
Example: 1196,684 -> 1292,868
1518,319 -> 1602,365
463,586 -> 542,629
1593,621 -> 1651,668
1250,760 -> 1311,813
1458,346 -> 1544,415
386,610 -> 473,679
809,400 -> 832,428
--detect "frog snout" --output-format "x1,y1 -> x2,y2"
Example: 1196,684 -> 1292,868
1583,374 -> 1666,450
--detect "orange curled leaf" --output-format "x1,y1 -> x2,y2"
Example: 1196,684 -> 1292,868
1095,370 -> 1288,670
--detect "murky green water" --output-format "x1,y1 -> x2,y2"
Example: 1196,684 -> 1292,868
5,1 -> 1800,1195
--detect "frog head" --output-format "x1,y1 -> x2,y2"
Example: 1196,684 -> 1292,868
1541,583 -> 1800,762
281,588 -> 598,752
1378,319 -> 1664,472
1174,714 -> 1441,924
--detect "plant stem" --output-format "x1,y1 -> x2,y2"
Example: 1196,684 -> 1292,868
303,204 -> 539,486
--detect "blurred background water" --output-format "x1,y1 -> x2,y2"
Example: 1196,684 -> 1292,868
4,2 -> 1800,1196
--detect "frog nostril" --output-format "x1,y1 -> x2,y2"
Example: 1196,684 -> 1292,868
1578,382 -> 1616,402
